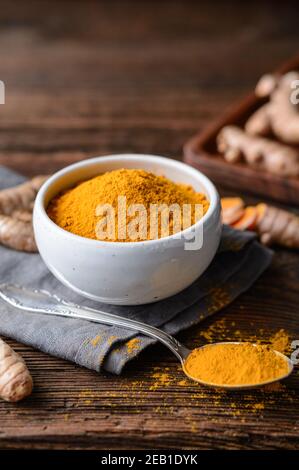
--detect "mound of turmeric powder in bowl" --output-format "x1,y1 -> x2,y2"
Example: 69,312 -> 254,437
184,342 -> 290,387
47,169 -> 209,242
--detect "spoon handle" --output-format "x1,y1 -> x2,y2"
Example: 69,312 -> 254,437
0,284 -> 190,362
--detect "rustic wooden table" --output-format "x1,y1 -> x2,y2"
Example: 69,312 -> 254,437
0,0 -> 298,450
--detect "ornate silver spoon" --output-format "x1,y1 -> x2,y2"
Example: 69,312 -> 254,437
0,284 -> 293,390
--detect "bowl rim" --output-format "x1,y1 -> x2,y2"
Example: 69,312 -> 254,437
34,154 -> 220,247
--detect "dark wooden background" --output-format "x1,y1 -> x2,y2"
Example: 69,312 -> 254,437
0,0 -> 298,450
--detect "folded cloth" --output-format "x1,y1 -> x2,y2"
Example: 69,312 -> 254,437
0,166 -> 273,374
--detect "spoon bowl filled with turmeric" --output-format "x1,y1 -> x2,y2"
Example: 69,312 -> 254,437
33,154 -> 221,305
183,341 -> 293,389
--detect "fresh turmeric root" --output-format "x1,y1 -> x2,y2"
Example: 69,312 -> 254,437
0,176 -> 48,252
254,73 -> 279,98
255,203 -> 299,248
221,197 -> 299,249
221,197 -> 245,224
232,206 -> 257,231
0,214 -> 37,252
217,125 -> 299,177
246,72 -> 299,145
245,103 -> 272,137
0,338 -> 33,402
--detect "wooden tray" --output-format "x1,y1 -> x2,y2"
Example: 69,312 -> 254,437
183,54 -> 299,206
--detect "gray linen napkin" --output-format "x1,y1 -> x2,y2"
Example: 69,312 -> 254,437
0,166 -> 273,374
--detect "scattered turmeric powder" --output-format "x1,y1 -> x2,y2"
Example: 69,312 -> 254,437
184,343 -> 290,387
47,169 -> 209,242
126,338 -> 141,354
207,287 -> 231,315
177,379 -> 189,387
108,335 -> 117,346
197,320 -> 291,354
251,402 -> 265,411
150,371 -> 172,390
270,329 -> 290,354
90,335 -> 101,347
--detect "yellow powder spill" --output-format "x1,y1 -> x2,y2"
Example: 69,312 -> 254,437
252,403 -> 265,411
197,318 -> 228,341
207,287 -> 231,315
108,335 -> 117,345
126,338 -> 141,354
177,379 -> 189,387
90,335 -> 101,347
150,372 -> 172,390
270,329 -> 290,354
77,390 -> 97,407
197,320 -> 291,357
229,401 -> 265,415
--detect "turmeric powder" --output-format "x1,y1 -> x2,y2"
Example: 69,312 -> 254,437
126,338 -> 141,354
270,329 -> 290,355
47,169 -> 209,242
184,343 -> 289,387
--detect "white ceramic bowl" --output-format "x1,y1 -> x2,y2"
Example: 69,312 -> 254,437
33,154 -> 221,305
